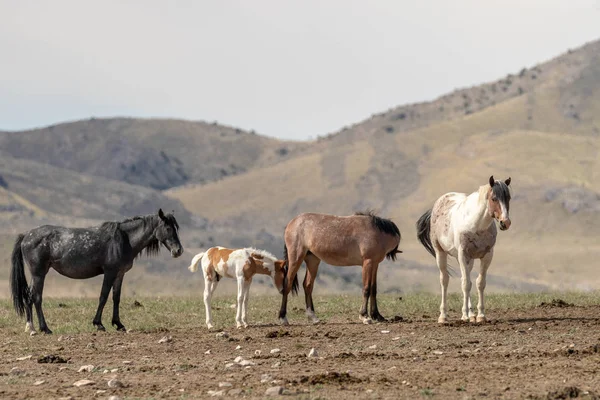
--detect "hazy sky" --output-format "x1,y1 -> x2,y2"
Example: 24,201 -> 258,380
1,1 -> 599,140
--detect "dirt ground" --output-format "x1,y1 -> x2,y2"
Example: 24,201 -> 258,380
2,302 -> 600,400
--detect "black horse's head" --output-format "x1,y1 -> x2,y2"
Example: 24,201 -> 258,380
155,209 -> 183,258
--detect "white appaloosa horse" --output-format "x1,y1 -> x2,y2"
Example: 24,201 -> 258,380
188,246 -> 286,329
416,176 -> 512,323
279,211 -> 402,326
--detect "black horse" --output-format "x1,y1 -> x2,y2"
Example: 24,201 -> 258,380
10,209 -> 183,334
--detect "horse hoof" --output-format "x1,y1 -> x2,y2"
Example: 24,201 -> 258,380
461,316 -> 470,322
476,316 -> 487,323
41,329 -> 53,335
360,316 -> 372,325
438,317 -> 447,324
29,331 -> 37,336
207,324 -> 214,330
116,326 -> 127,332
95,325 -> 106,332
469,316 -> 477,323
311,318 -> 321,325
279,318 -> 289,326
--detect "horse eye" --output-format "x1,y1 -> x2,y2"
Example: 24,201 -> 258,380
492,197 -> 498,202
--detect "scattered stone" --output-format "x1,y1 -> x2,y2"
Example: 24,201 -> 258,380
110,368 -> 119,373
33,380 -> 45,386
255,350 -> 262,356
108,379 -> 124,388
381,330 -> 390,334
86,343 -> 96,349
368,345 -> 377,350
270,348 -> 281,354
158,335 -> 172,344
10,367 -> 25,376
78,365 -> 95,373
73,379 -> 95,387
103,369 -> 109,374
225,363 -> 239,369
228,388 -> 243,396
219,382 -> 233,388
216,332 -> 229,339
272,361 -> 281,368
261,373 -> 273,383
58,397 -> 74,400
392,337 -> 401,341
366,389 -> 374,394
17,355 -> 32,361
38,354 -> 68,364
234,356 -> 244,363
265,386 -> 284,396
308,348 -> 318,358
433,350 -> 444,355
108,396 -> 121,400
95,389 -> 107,394
122,360 -> 132,365
208,389 -> 225,396
239,360 -> 255,366
205,350 -> 211,355
235,345 -> 242,350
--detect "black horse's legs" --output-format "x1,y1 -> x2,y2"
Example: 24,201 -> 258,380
93,271 -> 117,331
31,275 -> 52,334
111,273 -> 126,331
25,295 -> 35,334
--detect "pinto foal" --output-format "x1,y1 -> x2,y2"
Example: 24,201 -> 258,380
188,247 -> 286,329
416,176 -> 512,323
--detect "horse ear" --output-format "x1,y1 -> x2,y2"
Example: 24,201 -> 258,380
158,208 -> 166,220
505,177 -> 511,186
489,175 -> 495,187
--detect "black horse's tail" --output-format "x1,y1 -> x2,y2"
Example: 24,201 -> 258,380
283,243 -> 299,296
416,209 -> 436,258
10,234 -> 29,317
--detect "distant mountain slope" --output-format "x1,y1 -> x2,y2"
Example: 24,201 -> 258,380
0,118 -> 303,190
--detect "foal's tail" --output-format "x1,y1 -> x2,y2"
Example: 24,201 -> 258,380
10,234 -> 29,317
283,243 -> 299,296
188,252 -> 205,273
416,209 -> 436,258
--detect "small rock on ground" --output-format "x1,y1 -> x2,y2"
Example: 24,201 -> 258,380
158,335 -> 172,344
228,388 -> 243,396
307,348 -> 318,358
270,348 -> 281,354
207,389 -> 225,396
72,379 -> 95,387
218,382 -> 233,388
108,379 -> 125,388
33,380 -> 45,386
265,386 -> 284,396
78,365 -> 94,373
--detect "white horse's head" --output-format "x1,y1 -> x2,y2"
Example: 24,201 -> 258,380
488,176 -> 512,230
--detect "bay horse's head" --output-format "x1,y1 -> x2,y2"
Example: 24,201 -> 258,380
272,259 -> 287,294
487,176 -> 512,231
155,209 -> 184,257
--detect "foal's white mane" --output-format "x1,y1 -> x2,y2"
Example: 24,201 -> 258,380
243,247 -> 278,262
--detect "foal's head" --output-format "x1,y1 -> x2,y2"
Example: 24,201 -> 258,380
272,260 -> 287,294
155,209 -> 184,257
487,176 -> 512,231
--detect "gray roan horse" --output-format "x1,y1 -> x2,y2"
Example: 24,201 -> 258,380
10,209 -> 183,334
278,211 -> 402,325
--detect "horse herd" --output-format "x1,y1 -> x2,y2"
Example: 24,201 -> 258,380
9,175 -> 511,334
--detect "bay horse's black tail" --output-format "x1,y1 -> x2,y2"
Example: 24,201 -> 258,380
283,243 -> 299,296
416,209 -> 436,258
10,234 -> 29,317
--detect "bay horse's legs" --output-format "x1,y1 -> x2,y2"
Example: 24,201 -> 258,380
235,277 -> 245,329
303,254 -> 320,324
92,271 -> 117,331
458,250 -> 474,322
111,272 -> 127,331
368,262 -> 386,322
476,251 -> 493,322
30,274 -> 52,334
203,276 -> 217,329
436,250 -> 449,323
359,259 -> 374,324
278,246 -> 304,326
241,277 -> 252,328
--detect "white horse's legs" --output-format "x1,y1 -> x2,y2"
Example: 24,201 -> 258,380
204,277 -> 216,330
436,251 -> 449,323
241,278 -> 251,328
476,251 -> 493,322
458,251 -> 474,322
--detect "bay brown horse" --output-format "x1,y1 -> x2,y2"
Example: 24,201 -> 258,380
279,211 -> 402,325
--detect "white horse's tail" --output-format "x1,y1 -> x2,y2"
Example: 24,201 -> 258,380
188,252 -> 205,272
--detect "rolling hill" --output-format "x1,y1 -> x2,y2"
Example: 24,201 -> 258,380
1,38 -> 599,298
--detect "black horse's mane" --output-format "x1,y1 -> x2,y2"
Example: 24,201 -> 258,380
98,213 -> 179,261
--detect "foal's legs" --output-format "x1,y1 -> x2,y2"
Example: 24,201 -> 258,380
476,251 -> 493,322
203,276 -> 217,329
458,250 -> 474,322
368,262 -> 386,322
303,254 -> 320,324
111,271 -> 127,331
359,259 -> 374,324
31,274 -> 52,334
436,250 -> 450,323
93,270 -> 117,331
235,277 -> 246,329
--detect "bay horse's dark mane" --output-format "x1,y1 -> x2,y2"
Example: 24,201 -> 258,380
354,210 -> 401,238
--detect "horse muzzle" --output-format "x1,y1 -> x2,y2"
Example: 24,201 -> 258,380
499,219 -> 511,231
171,247 -> 183,258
